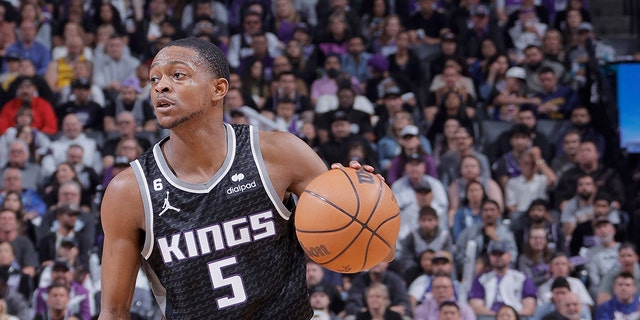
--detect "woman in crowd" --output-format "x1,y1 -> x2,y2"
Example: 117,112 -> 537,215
388,31 -> 422,95
431,118 -> 460,167
447,155 -> 503,224
477,53 -> 510,104
370,14 -> 403,57
517,226 -> 554,286
427,91 -> 475,145
360,0 -> 390,43
453,180 -> 489,239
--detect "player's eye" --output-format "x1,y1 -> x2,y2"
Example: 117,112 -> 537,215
150,75 -> 160,84
173,72 -> 185,79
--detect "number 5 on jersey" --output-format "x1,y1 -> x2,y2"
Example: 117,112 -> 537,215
207,257 -> 247,309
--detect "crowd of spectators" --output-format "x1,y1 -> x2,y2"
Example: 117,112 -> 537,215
0,0 -> 638,319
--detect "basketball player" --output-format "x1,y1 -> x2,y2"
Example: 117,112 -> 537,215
99,38 -> 375,319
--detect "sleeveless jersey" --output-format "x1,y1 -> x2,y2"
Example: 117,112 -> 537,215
131,123 -> 313,320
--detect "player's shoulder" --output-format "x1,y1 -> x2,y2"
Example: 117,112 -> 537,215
257,130 -> 315,159
101,167 -> 145,228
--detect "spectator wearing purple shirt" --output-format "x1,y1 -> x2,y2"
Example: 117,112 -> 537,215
468,240 -> 537,317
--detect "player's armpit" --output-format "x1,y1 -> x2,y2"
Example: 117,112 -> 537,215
259,131 -> 327,198
99,169 -> 145,320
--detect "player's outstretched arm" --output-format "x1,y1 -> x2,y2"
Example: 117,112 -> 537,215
99,169 -> 145,320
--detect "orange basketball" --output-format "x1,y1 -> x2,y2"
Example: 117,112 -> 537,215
295,168 -> 400,273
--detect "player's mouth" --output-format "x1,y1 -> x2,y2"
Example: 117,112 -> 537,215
155,97 -> 174,109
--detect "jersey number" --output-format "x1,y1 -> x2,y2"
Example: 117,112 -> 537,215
207,257 -> 247,309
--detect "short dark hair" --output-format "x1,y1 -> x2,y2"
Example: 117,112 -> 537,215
527,198 -> 548,212
481,199 -> 501,210
164,37 -> 230,83
48,282 -> 70,294
538,66 -> 555,76
615,271 -> 636,283
277,71 -> 296,81
619,242 -> 638,255
439,300 -> 460,311
593,191 -> 612,204
419,206 -> 438,219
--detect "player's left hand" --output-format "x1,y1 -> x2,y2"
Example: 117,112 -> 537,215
330,161 -> 385,182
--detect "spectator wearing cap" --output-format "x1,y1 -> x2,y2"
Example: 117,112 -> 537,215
566,22 -> 616,90
92,34 -> 140,100
384,123 -> 436,184
376,110 -> 426,177
0,76 -> 58,135
569,192 -> 625,256
33,257 -> 91,320
521,45 -> 567,96
459,4 -> 507,65
585,215 -> 622,298
40,114 -> 102,178
406,0 -> 446,46
415,275 -> 476,320
537,253 -> 594,308
455,201 -> 517,270
398,207 -> 454,283
316,109 -> 378,169
391,152 -> 448,241
408,250 -> 467,308
468,239 -> 537,317
533,66 -> 577,120
595,271 -> 640,320
3,20 -> 50,76
308,284 -> 341,320
314,86 -> 373,144
597,243 -> 640,305
227,10 -> 281,70
55,78 -> 104,132
489,66 -> 541,122
534,279 -> 591,320
344,263 -> 411,317
103,76 -> 156,132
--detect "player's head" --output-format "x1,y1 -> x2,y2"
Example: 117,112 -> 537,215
161,37 -> 230,83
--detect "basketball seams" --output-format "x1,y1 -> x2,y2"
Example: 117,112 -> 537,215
295,190 -> 357,233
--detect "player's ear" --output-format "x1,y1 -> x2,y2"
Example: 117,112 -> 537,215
210,77 -> 229,102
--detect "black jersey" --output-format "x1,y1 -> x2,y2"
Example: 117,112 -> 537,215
131,124 -> 313,320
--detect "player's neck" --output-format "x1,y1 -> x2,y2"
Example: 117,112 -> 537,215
163,124 -> 229,182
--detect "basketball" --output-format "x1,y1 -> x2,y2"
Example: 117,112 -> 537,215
295,168 -> 400,273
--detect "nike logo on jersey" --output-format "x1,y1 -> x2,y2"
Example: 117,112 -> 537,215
159,191 -> 181,216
